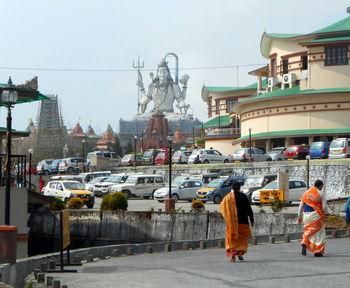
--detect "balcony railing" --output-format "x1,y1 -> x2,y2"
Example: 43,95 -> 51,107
204,127 -> 241,137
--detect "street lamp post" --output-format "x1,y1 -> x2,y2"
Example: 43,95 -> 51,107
1,77 -> 18,225
134,135 -> 137,168
164,134 -> 174,212
82,139 -> 86,172
306,155 -> 310,189
28,148 -> 33,189
248,127 -> 252,162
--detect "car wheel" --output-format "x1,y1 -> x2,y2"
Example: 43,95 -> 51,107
203,160 -> 209,164
213,195 -> 222,204
86,203 -> 94,209
143,196 -> 150,199
223,159 -> 229,163
122,190 -> 131,198
277,158 -> 282,161
67,167 -> 74,174
44,170 -> 50,175
157,200 -> 164,203
171,194 -> 179,202
266,158 -> 272,161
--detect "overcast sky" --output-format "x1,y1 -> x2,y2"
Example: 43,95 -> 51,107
0,0 -> 349,133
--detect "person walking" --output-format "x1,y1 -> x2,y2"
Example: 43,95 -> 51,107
298,179 -> 328,257
220,181 -> 254,262
39,176 -> 45,193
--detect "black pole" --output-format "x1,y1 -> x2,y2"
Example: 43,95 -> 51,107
249,129 -> 252,161
134,136 -> 137,168
29,151 -> 32,189
192,126 -> 195,145
168,141 -> 172,199
5,105 -> 12,225
307,157 -> 310,189
82,141 -> 85,171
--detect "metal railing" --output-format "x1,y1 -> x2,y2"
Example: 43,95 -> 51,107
0,154 -> 27,187
205,127 -> 241,137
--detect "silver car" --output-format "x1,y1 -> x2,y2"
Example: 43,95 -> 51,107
188,149 -> 230,164
172,150 -> 192,164
329,138 -> 350,159
266,147 -> 287,161
153,179 -> 203,202
231,148 -> 272,162
93,174 -> 128,196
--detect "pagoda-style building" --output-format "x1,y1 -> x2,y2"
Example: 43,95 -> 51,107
95,124 -> 115,151
142,112 -> 169,150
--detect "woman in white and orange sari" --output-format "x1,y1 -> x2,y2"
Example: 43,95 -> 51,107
220,181 -> 254,262
298,179 -> 328,257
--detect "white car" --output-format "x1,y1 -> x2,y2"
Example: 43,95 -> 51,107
43,180 -> 95,208
112,174 -> 165,198
188,149 -> 230,164
251,180 -> 307,204
85,176 -> 108,191
93,173 -> 128,197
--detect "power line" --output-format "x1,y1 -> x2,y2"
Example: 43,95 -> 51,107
0,63 -> 266,73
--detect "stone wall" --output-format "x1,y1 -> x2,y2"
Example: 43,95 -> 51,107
115,160 -> 350,200
28,210 -> 302,255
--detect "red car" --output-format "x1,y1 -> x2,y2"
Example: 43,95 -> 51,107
284,145 -> 309,160
155,151 -> 170,165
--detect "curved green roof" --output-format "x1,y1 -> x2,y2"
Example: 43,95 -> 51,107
265,33 -> 303,39
198,115 -> 231,128
310,15 -> 350,35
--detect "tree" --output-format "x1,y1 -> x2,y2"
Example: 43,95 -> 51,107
112,134 -> 123,156
123,139 -> 133,155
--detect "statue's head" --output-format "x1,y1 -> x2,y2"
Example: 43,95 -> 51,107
156,59 -> 172,84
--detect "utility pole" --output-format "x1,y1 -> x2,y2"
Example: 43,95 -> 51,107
132,56 -> 144,114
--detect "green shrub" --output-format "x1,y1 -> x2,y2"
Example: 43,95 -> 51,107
100,192 -> 128,211
67,197 -> 84,209
191,199 -> 205,212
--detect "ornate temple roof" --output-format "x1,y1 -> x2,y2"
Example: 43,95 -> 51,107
86,125 -> 98,139
96,124 -> 115,144
70,122 -> 87,137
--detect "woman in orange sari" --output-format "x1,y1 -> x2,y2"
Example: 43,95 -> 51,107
220,181 -> 254,262
298,179 -> 328,257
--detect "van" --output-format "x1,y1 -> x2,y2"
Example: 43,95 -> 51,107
112,174 -> 165,198
86,151 -> 121,168
309,142 -> 330,159
329,138 -> 350,159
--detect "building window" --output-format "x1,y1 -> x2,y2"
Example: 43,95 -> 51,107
325,46 -> 348,65
226,99 -> 238,113
270,58 -> 277,77
301,55 -> 308,70
215,100 -> 220,115
282,59 -> 289,74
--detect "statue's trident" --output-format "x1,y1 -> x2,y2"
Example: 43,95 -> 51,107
132,56 -> 144,114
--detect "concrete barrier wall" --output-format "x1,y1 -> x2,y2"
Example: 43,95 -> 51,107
29,210 -> 303,251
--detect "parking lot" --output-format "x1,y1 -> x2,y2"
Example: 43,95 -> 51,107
92,197 -> 299,213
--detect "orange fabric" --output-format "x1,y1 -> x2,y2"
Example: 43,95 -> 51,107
301,187 -> 325,254
301,187 -> 324,220
220,192 -> 251,258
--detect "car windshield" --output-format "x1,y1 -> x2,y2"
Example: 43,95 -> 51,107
125,177 -> 137,184
64,182 -> 85,190
245,177 -> 264,186
330,140 -> 344,148
262,181 -> 277,189
233,149 -> 245,154
143,151 -> 153,157
310,142 -> 323,149
207,179 -> 224,188
286,146 -> 297,151
105,175 -> 122,182
192,150 -> 202,155
122,155 -> 131,160
90,177 -> 107,184
172,177 -> 188,187
156,152 -> 165,158
52,159 -> 61,164
268,149 -> 283,154
173,151 -> 181,156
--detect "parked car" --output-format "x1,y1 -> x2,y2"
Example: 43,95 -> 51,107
172,150 -> 192,164
49,159 -> 62,174
188,149 -> 230,164
37,159 -> 54,175
142,149 -> 163,165
77,171 -> 112,185
309,142 -> 330,159
241,174 -> 278,202
43,180 -> 95,208
85,176 -> 108,191
231,148 -> 272,162
284,145 -> 309,160
329,138 -> 350,159
121,154 -> 143,166
59,157 -> 84,174
266,147 -> 287,161
196,177 -> 245,204
93,173 -> 129,196
86,151 -> 121,167
251,179 -> 307,204
153,178 -> 203,202
112,174 -> 165,198
155,151 -> 170,165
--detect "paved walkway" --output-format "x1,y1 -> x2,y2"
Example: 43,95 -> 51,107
50,238 -> 350,288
